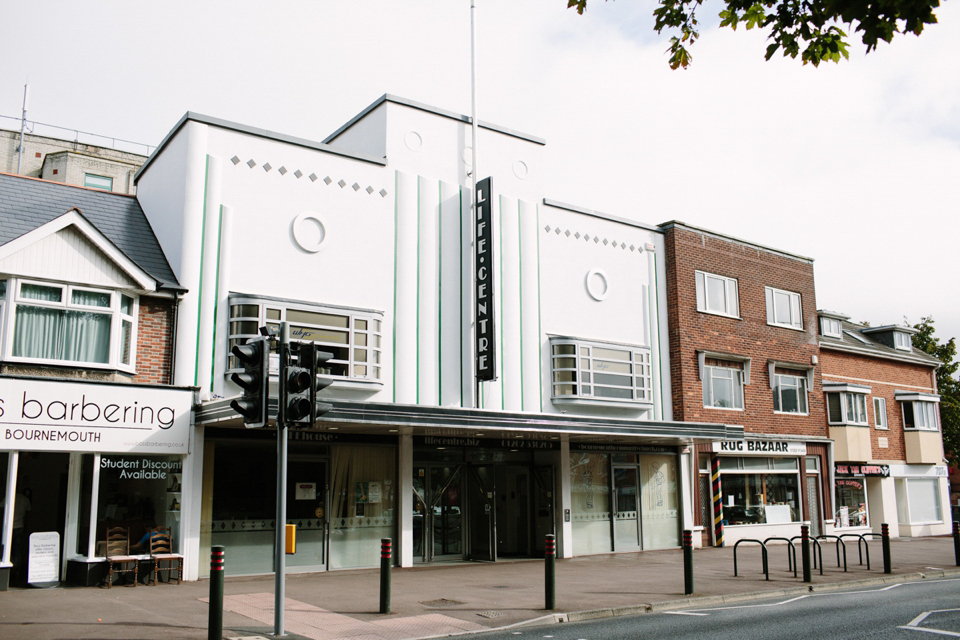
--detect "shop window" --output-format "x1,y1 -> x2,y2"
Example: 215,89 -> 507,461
773,373 -> 808,414
84,174 -> 114,191
901,400 -> 939,431
97,454 -> 183,554
720,467 -> 800,525
695,271 -> 739,318
874,397 -> 887,429
228,296 -> 383,382
826,392 -> 869,425
834,478 -> 868,527
895,477 -> 942,523
702,364 -> 744,410
329,446 -> 396,570
569,452 -> 612,555
550,337 -> 652,406
4,278 -> 138,371
764,286 -> 803,330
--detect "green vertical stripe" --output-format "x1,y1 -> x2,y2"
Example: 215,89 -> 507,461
208,204 -> 225,392
652,250 -> 664,420
535,203 -> 543,411
392,171 -> 399,403
194,155 -> 211,387
518,199 -> 524,411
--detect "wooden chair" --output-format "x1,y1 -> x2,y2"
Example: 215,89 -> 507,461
148,526 -> 183,585
104,526 -> 138,588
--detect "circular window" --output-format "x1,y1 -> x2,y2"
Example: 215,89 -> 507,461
292,212 -> 326,253
585,268 -> 610,301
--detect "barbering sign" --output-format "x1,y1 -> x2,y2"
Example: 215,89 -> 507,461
835,464 -> 890,477
475,176 -> 497,381
0,377 -> 194,453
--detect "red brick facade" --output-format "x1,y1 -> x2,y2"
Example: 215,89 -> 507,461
131,296 -> 176,385
819,347 -> 937,462
662,224 -> 825,435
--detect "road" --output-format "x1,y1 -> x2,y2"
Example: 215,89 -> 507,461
473,578 -> 960,640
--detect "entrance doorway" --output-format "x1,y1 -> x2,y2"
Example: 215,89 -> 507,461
14,452 -> 70,585
413,461 -> 554,563
286,456 -> 328,570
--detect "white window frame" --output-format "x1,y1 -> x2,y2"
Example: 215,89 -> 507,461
2,277 -> 138,372
228,296 -> 384,384
820,316 -> 842,338
773,373 -> 808,415
702,365 -> 744,411
893,331 -> 912,351
896,477 -> 943,524
84,173 -> 113,191
826,391 -> 869,426
550,337 -> 652,407
902,400 -> 940,431
874,397 -> 887,429
695,271 -> 739,318
765,286 -> 803,330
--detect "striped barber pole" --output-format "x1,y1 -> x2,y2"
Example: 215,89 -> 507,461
712,455 -> 724,547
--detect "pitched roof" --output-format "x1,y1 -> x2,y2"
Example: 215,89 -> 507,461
819,318 -> 941,368
0,173 -> 180,290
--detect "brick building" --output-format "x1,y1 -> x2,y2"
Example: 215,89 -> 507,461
818,312 -> 949,538
660,221 -> 831,546
0,173 -> 194,588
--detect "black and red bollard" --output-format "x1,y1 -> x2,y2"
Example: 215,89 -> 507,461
953,521 -> 959,567
881,523 -> 892,574
683,530 -> 694,595
380,538 -> 392,614
545,534 -> 556,610
801,525 -> 812,583
208,546 -> 224,640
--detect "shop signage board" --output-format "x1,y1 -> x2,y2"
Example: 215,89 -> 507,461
712,439 -> 807,456
416,435 -> 559,450
0,378 -> 194,453
571,443 -> 677,454
835,464 -> 890,477
27,531 -> 60,587
475,176 -> 496,382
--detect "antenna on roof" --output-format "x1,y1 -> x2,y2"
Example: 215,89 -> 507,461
16,82 -> 29,175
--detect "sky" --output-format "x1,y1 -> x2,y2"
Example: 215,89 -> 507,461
2,0 -> 958,351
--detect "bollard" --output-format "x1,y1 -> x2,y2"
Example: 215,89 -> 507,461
380,538 -> 392,614
208,546 -> 224,640
683,530 -> 694,595
881,523 -> 892,574
953,521 -> 959,567
545,534 -> 556,610
801,525 -> 812,583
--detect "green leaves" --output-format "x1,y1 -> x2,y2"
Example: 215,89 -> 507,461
911,317 -> 960,468
565,0 -> 941,68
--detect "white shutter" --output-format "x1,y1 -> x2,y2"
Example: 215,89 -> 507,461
695,272 -> 705,311
765,287 -> 774,324
791,293 -> 803,329
726,279 -> 739,316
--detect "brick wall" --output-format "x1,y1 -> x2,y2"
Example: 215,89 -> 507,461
819,348 -> 937,462
131,296 -> 175,384
663,224 -> 825,438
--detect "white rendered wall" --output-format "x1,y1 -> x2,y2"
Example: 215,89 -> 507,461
326,103 -> 387,160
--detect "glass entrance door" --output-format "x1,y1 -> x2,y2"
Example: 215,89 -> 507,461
286,457 -> 328,570
466,465 -> 496,561
613,467 -> 641,551
413,465 -> 463,562
532,466 -> 555,555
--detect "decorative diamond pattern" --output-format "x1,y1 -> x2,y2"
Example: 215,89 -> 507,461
380,189 -> 388,197
338,179 -> 347,188
263,163 -> 272,172
294,169 -> 303,178
352,182 -> 360,191
229,154 -> 387,203
366,186 -> 374,194
309,173 -> 318,182
544,225 -> 552,233
246,159 -> 256,168
278,166 -> 287,175
564,230 -> 571,237
230,156 -> 241,165
324,176 -> 333,185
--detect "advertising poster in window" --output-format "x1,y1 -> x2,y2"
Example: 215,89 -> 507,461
0,378 -> 194,453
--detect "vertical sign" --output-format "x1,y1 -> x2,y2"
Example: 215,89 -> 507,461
475,177 -> 496,381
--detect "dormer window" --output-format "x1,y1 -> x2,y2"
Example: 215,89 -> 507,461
893,332 -> 912,351
820,317 -> 842,338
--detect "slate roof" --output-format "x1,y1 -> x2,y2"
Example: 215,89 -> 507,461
819,317 -> 941,368
0,173 -> 181,290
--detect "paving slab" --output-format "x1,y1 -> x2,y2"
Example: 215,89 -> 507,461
0,536 -> 955,640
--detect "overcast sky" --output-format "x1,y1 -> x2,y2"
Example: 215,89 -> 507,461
3,0 -> 958,350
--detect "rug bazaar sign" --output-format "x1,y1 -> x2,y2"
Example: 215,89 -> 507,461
0,378 -> 194,453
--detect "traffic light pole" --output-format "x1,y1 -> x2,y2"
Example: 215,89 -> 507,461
274,324 -> 289,637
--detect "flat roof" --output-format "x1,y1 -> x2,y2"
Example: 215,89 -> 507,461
658,220 -> 814,264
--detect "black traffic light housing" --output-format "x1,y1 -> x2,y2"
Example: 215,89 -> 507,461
230,336 -> 270,428
283,341 -> 334,428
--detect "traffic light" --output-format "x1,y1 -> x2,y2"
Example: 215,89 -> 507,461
283,341 -> 334,428
230,336 -> 270,428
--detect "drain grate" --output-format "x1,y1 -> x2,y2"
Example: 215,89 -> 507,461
420,598 -> 466,607
477,611 -> 506,619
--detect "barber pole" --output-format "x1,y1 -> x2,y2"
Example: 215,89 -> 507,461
712,455 -> 724,547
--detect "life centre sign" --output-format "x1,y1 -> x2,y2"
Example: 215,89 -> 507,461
0,377 -> 195,453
